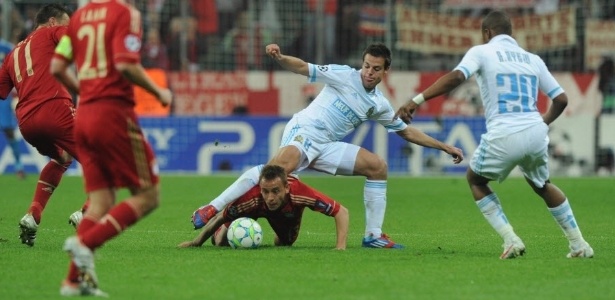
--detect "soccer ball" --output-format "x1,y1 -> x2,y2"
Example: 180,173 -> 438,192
226,217 -> 263,249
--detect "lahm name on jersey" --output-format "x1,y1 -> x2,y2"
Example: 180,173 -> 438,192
81,7 -> 107,23
495,50 -> 530,64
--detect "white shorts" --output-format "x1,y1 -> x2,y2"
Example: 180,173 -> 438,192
470,122 -> 550,188
280,119 -> 360,175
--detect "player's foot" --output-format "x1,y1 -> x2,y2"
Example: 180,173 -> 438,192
63,236 -> 99,293
19,214 -> 38,247
191,204 -> 218,230
68,210 -> 83,228
500,236 -> 526,259
567,241 -> 594,258
16,170 -> 26,180
60,280 -> 108,297
362,233 -> 404,249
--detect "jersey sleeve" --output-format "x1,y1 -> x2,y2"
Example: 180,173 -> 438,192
536,56 -> 564,99
222,185 -> 263,221
454,45 -> 482,79
373,98 -> 408,132
307,63 -> 354,85
112,6 -> 142,64
290,180 -> 341,217
51,26 -> 68,44
54,35 -> 73,62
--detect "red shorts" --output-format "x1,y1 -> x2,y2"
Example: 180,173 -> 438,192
18,98 -> 78,161
74,101 -> 159,192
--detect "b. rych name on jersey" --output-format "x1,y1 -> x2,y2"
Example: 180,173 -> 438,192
332,98 -> 361,127
496,51 -> 530,64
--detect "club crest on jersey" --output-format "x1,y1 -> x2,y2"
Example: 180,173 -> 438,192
124,34 -> 141,52
294,135 -> 304,144
318,65 -> 328,72
366,106 -> 375,118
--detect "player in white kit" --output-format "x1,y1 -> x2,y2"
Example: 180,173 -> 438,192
193,43 -> 464,248
395,11 -> 593,258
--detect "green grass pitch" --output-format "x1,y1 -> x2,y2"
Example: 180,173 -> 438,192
1,174 -> 614,299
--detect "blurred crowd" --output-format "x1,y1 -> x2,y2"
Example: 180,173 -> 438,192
1,0 -> 615,72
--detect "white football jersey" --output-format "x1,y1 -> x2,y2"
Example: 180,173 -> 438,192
454,35 -> 564,137
294,63 -> 406,141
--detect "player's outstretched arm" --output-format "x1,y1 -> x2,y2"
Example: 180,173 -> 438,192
333,205 -> 349,250
396,127 -> 464,164
178,213 -> 226,248
395,70 -> 466,124
115,62 -> 173,107
265,44 -> 309,77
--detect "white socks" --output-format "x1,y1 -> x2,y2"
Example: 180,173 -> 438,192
209,164 -> 263,211
548,199 -> 584,245
476,193 -> 517,241
364,180 -> 387,238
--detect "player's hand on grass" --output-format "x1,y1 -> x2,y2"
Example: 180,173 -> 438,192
177,241 -> 197,248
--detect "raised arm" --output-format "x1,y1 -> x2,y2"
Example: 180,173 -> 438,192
178,212 -> 226,248
333,205 -> 349,250
396,126 -> 464,164
265,44 -> 309,77
394,70 -> 466,124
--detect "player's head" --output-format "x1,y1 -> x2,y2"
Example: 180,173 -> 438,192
360,43 -> 391,91
481,10 -> 512,43
34,4 -> 71,29
259,165 -> 290,211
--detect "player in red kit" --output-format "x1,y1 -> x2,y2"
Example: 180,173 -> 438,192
51,0 -> 172,296
179,165 -> 349,250
0,4 -> 88,247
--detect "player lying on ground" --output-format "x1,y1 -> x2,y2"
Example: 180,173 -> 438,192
179,165 -> 349,250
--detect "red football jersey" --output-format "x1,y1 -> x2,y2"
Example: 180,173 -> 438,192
65,0 -> 142,105
0,26 -> 72,122
223,177 -> 342,221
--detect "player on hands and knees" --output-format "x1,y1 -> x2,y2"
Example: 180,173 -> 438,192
395,10 -> 593,259
192,43 -> 464,249
181,165 -> 349,250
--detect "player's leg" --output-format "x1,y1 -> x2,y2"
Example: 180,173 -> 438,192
63,188 -> 114,297
312,142 -> 401,248
18,122 -> 73,246
468,135 -> 524,258
192,164 -> 266,229
193,121 -> 310,229
520,124 -> 593,258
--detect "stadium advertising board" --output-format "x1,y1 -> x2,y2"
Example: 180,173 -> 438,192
395,6 -> 576,54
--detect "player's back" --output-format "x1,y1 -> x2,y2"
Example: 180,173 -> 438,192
68,0 -> 141,106
0,27 -> 72,121
470,36 -> 546,133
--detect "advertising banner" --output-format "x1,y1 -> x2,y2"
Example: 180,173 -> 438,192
395,6 -> 576,54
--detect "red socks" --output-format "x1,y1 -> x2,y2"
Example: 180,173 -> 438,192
29,161 -> 67,224
80,202 -> 139,250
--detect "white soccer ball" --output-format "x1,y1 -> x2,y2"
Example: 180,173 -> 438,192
226,217 -> 263,249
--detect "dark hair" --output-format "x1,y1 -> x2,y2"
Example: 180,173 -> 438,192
35,4 -> 72,26
362,43 -> 392,70
482,11 -> 512,36
259,165 -> 287,185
